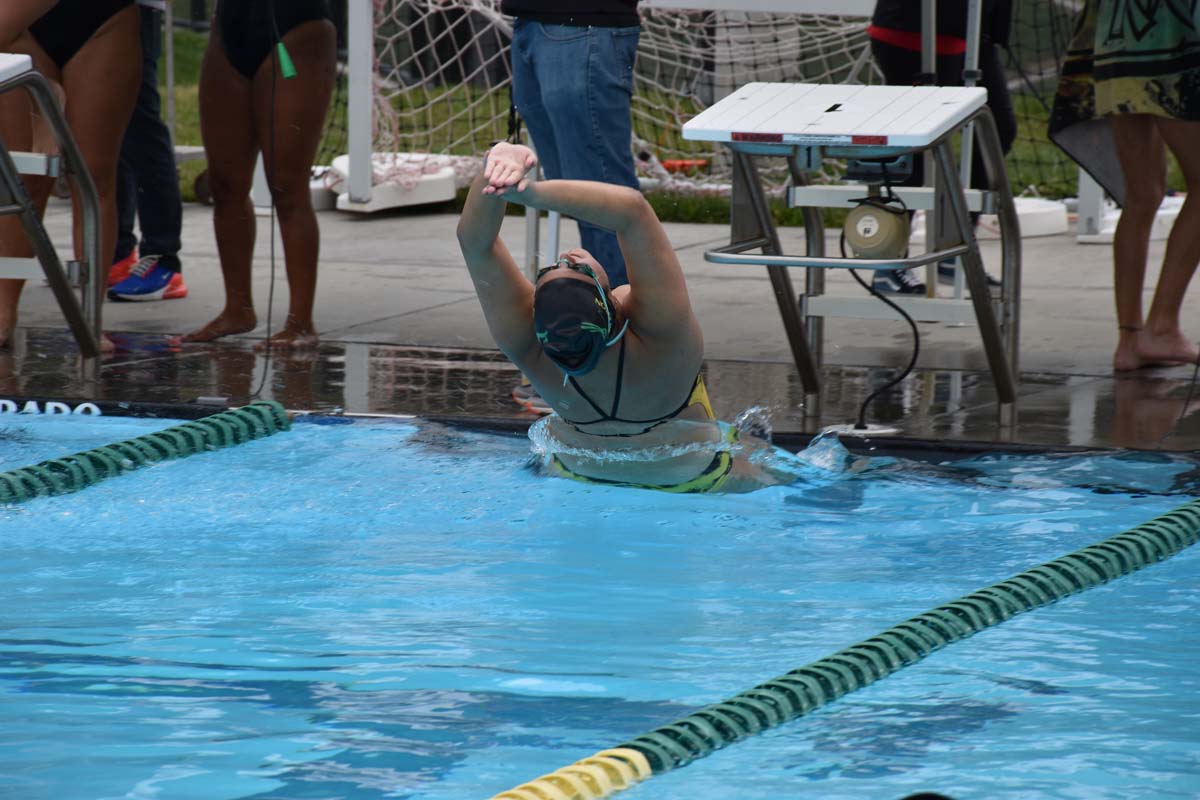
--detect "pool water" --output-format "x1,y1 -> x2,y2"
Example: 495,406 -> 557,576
1,414 -> 1197,799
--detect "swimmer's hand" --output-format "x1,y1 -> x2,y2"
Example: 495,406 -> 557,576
483,142 -> 537,196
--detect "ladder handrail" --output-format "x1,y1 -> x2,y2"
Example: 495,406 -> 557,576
0,64 -> 102,358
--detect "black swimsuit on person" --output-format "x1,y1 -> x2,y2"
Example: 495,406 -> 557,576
216,0 -> 333,80
559,336 -> 701,436
28,0 -> 135,69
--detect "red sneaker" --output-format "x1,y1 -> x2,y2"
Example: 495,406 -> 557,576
108,249 -> 138,287
162,270 -> 188,300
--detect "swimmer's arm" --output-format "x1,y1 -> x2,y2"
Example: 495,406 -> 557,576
457,172 -> 539,365
503,179 -> 694,338
0,0 -> 57,40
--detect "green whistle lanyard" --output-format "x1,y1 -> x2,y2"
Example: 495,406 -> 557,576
276,42 -> 297,79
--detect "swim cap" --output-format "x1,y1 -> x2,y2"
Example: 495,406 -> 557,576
533,277 -> 620,377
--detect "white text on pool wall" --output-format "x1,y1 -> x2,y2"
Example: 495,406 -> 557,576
0,399 -> 102,415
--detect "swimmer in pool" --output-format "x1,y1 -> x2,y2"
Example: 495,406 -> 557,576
457,142 -> 784,493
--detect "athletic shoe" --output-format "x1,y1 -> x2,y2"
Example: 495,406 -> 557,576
938,263 -> 1002,289
108,249 -> 139,287
107,256 -> 189,301
162,270 -> 188,299
512,380 -> 552,415
871,268 -> 926,295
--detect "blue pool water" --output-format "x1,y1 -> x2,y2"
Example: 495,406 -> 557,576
1,414 -> 1197,799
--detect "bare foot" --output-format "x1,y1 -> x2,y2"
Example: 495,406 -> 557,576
1115,331 -> 1200,371
254,324 -> 319,352
1138,329 -> 1200,367
181,310 -> 258,343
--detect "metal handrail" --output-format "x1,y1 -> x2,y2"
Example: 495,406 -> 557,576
0,67 -> 102,357
706,240 -> 971,271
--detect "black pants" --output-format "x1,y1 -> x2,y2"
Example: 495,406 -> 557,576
869,38 -> 1017,191
114,5 -> 182,271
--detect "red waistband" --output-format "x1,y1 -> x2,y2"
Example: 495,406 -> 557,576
867,24 -> 967,57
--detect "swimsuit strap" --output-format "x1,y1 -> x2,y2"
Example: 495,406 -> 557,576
568,334 -> 628,422
609,331 -> 627,418
561,340 -> 711,431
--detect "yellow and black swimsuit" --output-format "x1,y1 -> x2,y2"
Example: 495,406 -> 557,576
547,337 -> 736,493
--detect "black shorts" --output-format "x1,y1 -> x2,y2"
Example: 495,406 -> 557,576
216,0 -> 333,80
29,0 -> 135,69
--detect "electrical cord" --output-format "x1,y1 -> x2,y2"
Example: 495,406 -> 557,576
842,239 -> 922,431
251,2 -> 285,399
842,172 -> 922,430
1157,350 -> 1200,449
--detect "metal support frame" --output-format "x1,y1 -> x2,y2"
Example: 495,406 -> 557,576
0,67 -> 102,358
711,106 -> 1020,426
728,152 -> 822,416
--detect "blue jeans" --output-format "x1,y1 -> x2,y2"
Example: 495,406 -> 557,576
510,19 -> 640,288
115,6 -> 182,271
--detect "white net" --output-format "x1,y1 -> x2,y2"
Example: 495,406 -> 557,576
348,1 -> 877,196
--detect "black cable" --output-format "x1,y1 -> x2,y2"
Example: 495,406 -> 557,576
1157,350 -> 1200,450
841,235 -> 922,430
251,1 -> 282,399
842,165 -> 921,430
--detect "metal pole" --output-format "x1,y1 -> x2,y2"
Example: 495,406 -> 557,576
921,0 -> 938,292
347,0 -> 373,204
920,0 -> 937,81
959,0 -> 982,187
942,0 -> 985,299
932,137 -> 1017,410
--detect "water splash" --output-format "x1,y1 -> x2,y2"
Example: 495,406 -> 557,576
527,416 -> 741,464
795,430 -> 856,473
732,405 -> 773,442
746,429 -> 873,485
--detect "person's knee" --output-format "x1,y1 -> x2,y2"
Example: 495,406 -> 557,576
1123,173 -> 1167,215
207,169 -> 253,207
268,180 -> 313,220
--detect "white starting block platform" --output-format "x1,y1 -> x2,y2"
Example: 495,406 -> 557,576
684,82 -> 988,156
683,82 -> 1020,423
0,53 -> 31,82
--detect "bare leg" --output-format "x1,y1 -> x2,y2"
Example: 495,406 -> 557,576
0,32 -> 58,347
1137,116 -> 1200,366
249,19 -> 336,351
1110,115 -> 1170,370
62,6 -> 139,289
0,10 -> 138,352
182,26 -> 259,342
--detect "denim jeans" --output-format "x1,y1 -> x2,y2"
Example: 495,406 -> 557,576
510,19 -> 640,288
114,6 -> 182,271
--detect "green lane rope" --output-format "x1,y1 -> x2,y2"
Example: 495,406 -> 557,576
0,401 -> 290,504
488,498 -> 1200,800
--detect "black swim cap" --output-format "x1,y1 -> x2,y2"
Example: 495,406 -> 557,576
533,277 -> 613,376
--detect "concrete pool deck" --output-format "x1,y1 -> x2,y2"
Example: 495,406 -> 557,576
3,196 -> 1198,454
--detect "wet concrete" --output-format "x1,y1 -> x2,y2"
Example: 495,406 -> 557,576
2,197 -> 1198,453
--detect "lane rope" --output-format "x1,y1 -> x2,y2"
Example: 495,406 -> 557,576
487,498 -> 1200,800
0,401 -> 290,504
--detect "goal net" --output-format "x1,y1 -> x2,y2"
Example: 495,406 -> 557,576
331,0 -> 1077,203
